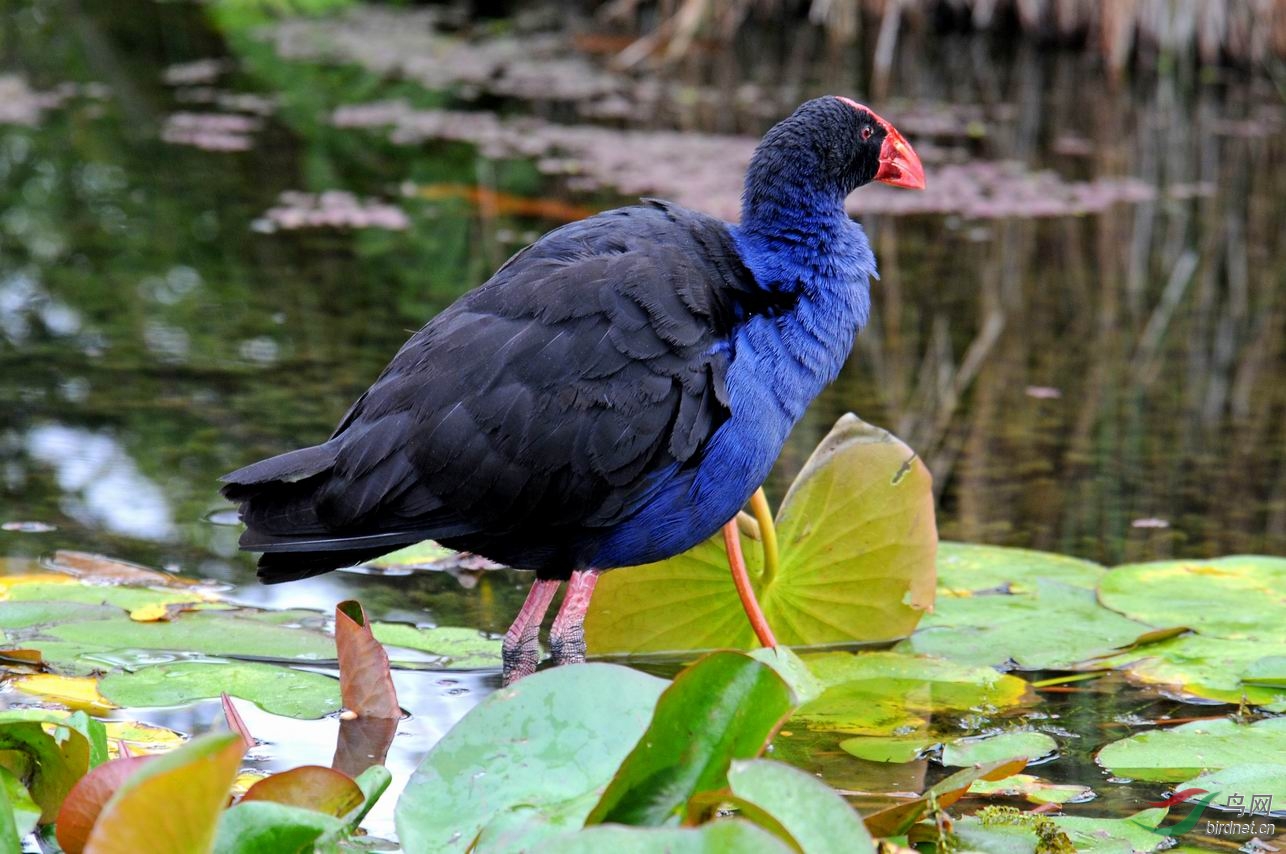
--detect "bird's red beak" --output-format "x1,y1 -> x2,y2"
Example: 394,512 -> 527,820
873,121 -> 926,190
838,98 -> 926,190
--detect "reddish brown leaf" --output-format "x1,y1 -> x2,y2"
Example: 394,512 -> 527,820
240,765 -> 364,817
335,600 -> 400,718
55,756 -> 156,854
49,551 -> 197,587
222,693 -> 255,752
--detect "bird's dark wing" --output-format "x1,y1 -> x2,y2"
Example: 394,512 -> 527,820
222,201 -> 764,576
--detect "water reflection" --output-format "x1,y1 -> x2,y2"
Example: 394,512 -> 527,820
23,424 -> 175,541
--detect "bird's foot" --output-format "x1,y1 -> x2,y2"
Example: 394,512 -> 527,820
501,627 -> 541,686
549,569 -> 599,668
501,578 -> 560,686
549,624 -> 585,666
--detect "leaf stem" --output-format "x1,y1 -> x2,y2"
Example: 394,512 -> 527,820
748,488 -> 780,587
722,520 -> 777,649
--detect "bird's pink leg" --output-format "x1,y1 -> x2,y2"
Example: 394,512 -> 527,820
502,578 -> 560,686
549,569 -> 600,667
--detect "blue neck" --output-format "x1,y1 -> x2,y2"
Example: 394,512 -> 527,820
729,186 -> 875,422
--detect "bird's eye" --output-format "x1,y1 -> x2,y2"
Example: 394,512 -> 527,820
860,126 -> 874,141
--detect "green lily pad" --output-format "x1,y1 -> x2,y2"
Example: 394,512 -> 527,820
1097,717 -> 1286,782
395,663 -> 666,853
1099,633 -> 1286,709
1180,764 -> 1286,814
588,652 -> 793,826
533,821 -> 793,853
954,806 -> 1169,854
0,601 -> 122,630
726,759 -> 876,854
40,611 -> 335,660
941,731 -> 1057,767
99,662 -> 341,719
585,416 -> 936,654
901,580 -> 1164,670
1098,556 -> 1286,642
1054,808 -> 1169,853
839,734 -> 936,763
371,624 -> 500,669
936,543 -> 1104,594
967,773 -> 1094,805
6,583 -> 208,613
792,652 -> 1030,735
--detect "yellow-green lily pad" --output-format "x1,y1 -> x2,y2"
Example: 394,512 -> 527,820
792,652 -> 1030,735
99,661 -> 341,719
941,731 -> 1057,767
936,543 -> 1104,595
1096,717 -> 1286,782
1098,556 -> 1286,642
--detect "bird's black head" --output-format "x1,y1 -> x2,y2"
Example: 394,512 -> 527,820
743,96 -> 925,219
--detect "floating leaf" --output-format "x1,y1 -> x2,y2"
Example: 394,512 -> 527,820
902,581 -> 1165,669
0,718 -> 92,822
0,766 -> 40,840
103,721 -> 186,757
936,543 -> 1104,594
99,662 -> 341,719
1099,633 -> 1286,709
212,801 -> 346,854
56,756 -> 156,854
1098,556 -> 1286,642
84,733 -> 245,854
1053,808 -> 1169,853
792,652 -> 1030,735
372,623 -> 500,669
336,601 -> 400,719
6,582 -> 211,614
941,731 -> 1057,767
967,773 -> 1094,805
395,664 -> 666,853
42,610 -> 334,660
241,766 -> 363,817
1096,717 -> 1286,782
749,646 -> 823,705
48,551 -> 199,587
10,675 -> 115,715
0,601 -> 120,630
1179,764 -> 1286,814
840,735 -> 936,763
586,416 -> 936,654
726,759 -> 876,853
534,821 -> 793,853
587,652 -> 793,826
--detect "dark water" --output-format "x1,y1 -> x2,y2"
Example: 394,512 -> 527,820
0,1 -> 1283,847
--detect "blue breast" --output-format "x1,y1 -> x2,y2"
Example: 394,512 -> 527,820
590,214 -> 876,568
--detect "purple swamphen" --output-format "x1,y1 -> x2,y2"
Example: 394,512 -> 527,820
221,97 -> 925,683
